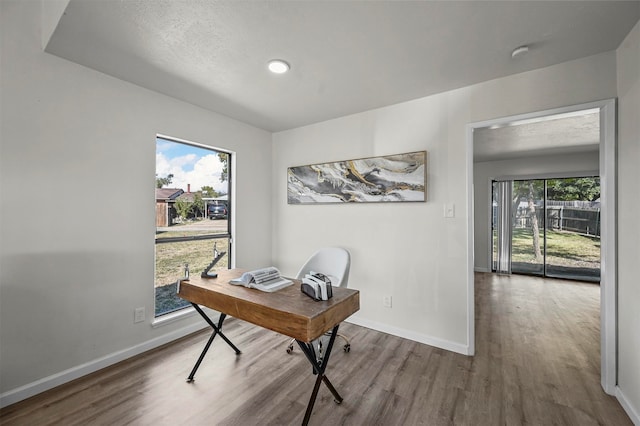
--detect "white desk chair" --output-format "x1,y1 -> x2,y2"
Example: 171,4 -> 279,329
286,247 -> 352,358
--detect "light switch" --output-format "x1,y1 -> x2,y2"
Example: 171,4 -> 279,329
444,203 -> 455,218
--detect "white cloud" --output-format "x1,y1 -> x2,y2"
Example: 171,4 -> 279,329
156,153 -> 227,193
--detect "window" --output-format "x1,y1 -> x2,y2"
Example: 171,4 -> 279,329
155,136 -> 232,317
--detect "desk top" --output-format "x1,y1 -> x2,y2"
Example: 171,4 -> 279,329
177,269 -> 360,342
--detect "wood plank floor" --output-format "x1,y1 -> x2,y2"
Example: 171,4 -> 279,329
0,273 -> 631,425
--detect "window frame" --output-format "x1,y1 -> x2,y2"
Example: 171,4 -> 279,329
154,134 -> 233,319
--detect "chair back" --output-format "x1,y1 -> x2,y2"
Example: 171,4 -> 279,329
295,247 -> 351,288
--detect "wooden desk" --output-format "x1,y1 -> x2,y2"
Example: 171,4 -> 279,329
177,268 -> 360,425
178,268 -> 359,342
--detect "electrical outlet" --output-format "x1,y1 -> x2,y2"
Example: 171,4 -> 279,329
134,307 -> 145,323
383,295 -> 392,308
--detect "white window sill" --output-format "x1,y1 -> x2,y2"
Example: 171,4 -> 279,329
151,306 -> 198,328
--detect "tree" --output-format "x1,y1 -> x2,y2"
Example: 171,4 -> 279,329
218,153 -> 228,183
192,192 -> 205,219
156,173 -> 174,188
174,198 -> 192,221
512,180 -> 544,261
527,182 -> 543,261
200,185 -> 218,198
547,177 -> 600,201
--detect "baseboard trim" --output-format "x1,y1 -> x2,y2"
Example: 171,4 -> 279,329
0,321 -> 209,409
345,316 -> 470,356
474,267 -> 491,273
616,386 -> 640,425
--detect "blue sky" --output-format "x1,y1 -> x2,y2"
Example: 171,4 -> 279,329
156,137 -> 227,193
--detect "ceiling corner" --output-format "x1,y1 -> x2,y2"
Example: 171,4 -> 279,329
41,0 -> 70,51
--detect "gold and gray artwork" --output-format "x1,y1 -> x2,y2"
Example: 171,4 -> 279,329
287,151 -> 426,204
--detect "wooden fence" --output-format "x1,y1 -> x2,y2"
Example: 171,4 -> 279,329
546,206 -> 600,237
513,205 -> 601,237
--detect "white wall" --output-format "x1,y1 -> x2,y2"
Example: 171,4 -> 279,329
473,152 -> 600,271
0,1 -> 272,401
616,20 -> 640,424
272,51 -> 617,355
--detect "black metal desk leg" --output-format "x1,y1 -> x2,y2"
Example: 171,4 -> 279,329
296,325 -> 343,426
187,303 -> 241,382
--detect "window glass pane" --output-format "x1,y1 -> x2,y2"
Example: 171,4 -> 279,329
545,177 -> 600,282
511,180 -> 544,276
155,136 -> 231,317
155,237 -> 229,316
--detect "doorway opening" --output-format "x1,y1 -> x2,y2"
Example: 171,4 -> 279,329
467,99 -> 617,393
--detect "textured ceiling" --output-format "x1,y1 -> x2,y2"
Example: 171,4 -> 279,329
473,111 -> 600,162
45,1 -> 639,134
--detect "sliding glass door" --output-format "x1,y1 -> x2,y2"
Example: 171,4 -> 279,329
545,178 -> 601,281
492,177 -> 600,282
510,180 -> 545,276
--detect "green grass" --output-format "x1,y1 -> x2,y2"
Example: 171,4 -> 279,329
154,233 -> 229,316
510,228 -> 600,268
155,233 -> 229,287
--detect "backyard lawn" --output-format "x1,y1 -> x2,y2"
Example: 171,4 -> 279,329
155,231 -> 229,287
511,228 -> 600,269
155,229 -> 229,316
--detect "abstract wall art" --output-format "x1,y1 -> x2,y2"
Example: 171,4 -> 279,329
287,151 -> 426,204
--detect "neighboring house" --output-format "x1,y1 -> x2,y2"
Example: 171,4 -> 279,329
155,188 -> 183,227
176,191 -> 197,204
175,185 -> 209,219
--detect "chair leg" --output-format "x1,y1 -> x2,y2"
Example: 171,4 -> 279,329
286,337 -> 295,354
336,333 -> 351,352
287,336 -> 328,361
286,333 -> 351,355
317,333 -> 351,359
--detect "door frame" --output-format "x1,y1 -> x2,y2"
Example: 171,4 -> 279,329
466,99 -> 617,394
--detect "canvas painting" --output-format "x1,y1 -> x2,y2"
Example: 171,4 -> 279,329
287,151 -> 426,204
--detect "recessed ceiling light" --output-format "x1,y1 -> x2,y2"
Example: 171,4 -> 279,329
268,59 -> 290,74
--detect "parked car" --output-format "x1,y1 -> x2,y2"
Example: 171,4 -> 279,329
208,201 -> 228,219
